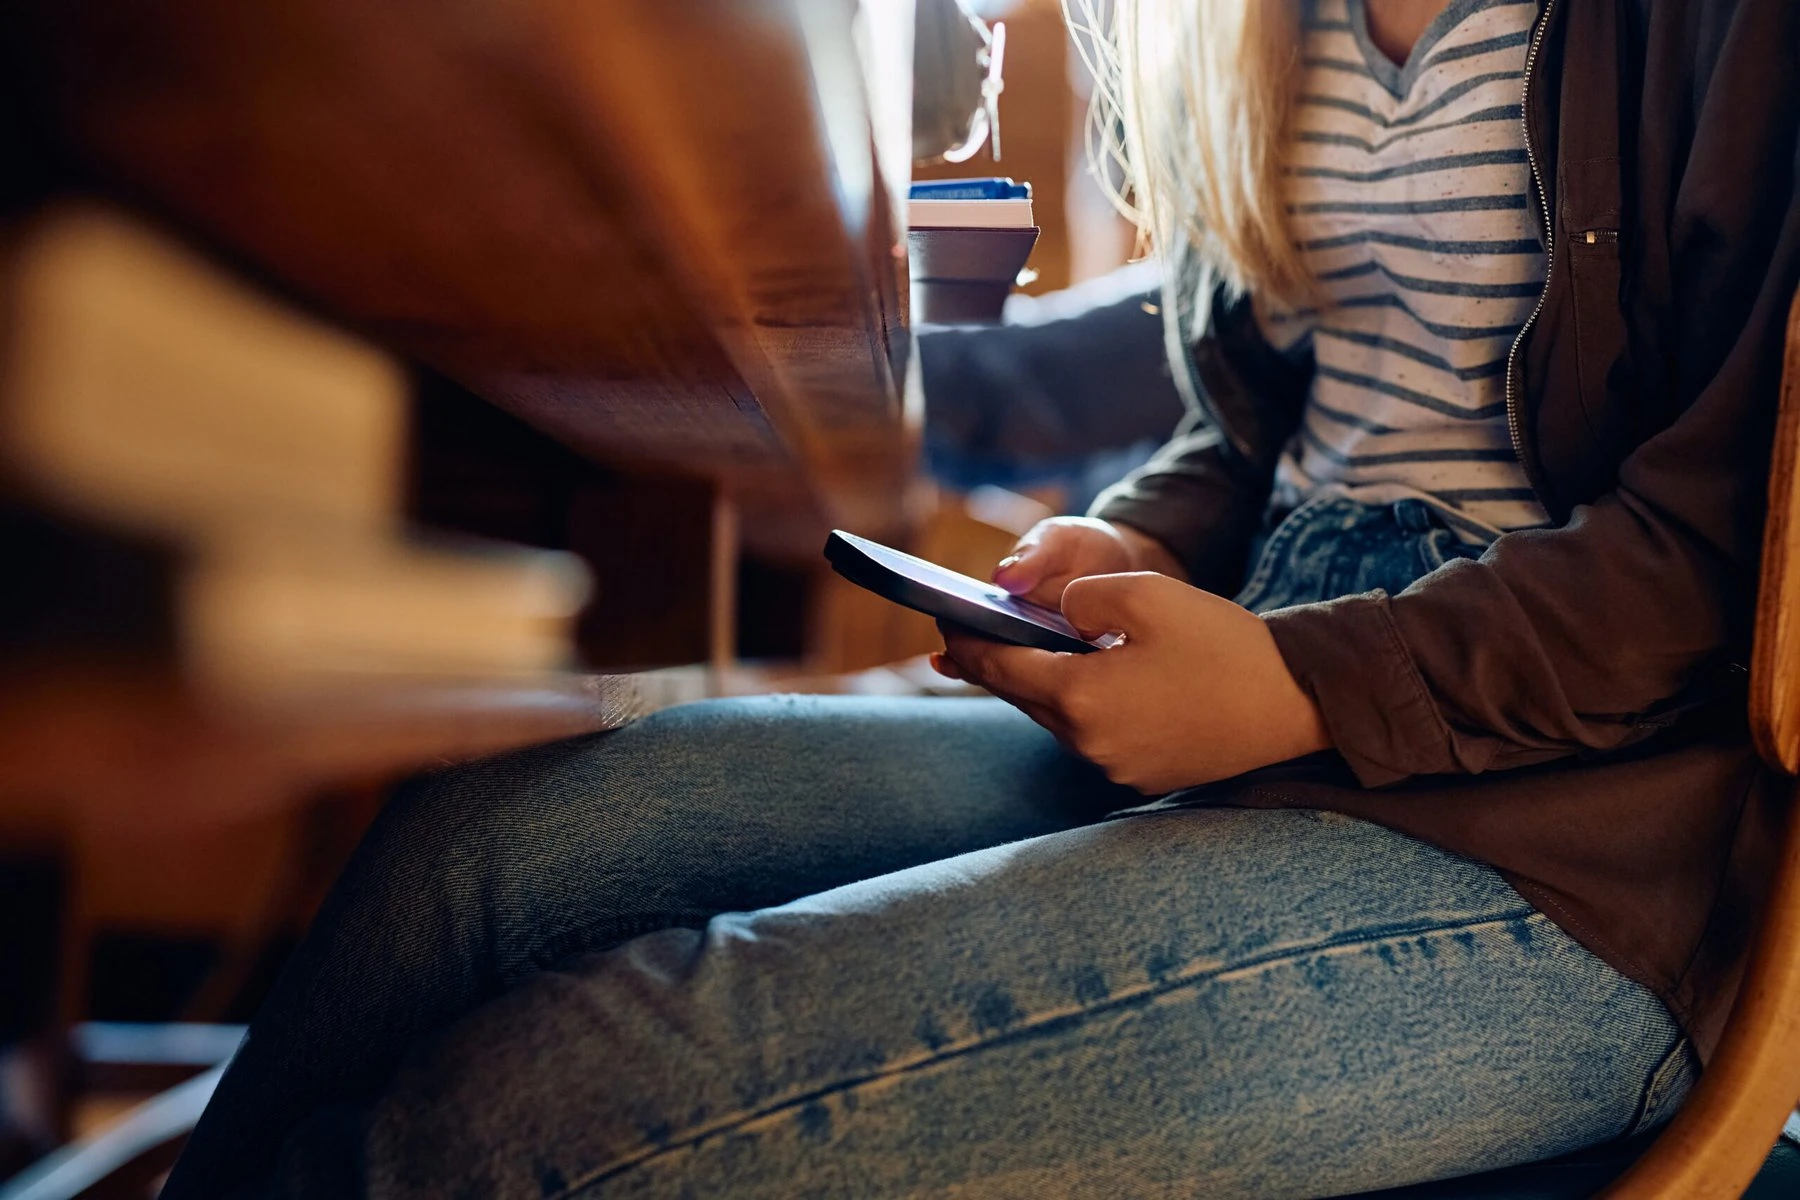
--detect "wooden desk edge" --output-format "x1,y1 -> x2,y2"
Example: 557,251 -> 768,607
0,665 -> 644,830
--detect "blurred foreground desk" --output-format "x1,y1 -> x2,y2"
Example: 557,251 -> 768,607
7,0 -> 921,556
0,0 -> 921,1188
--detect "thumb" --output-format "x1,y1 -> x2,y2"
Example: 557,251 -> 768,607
1059,572 -> 1160,641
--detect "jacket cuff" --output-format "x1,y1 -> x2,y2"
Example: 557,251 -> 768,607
1262,592 -> 1460,786
1088,493 -> 1217,583
1089,478 -> 1257,595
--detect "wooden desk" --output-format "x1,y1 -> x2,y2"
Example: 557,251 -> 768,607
5,0 -> 921,553
0,6 -> 923,1177
0,665 -> 643,836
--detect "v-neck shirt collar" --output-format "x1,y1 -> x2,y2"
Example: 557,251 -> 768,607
1346,0 -> 1522,99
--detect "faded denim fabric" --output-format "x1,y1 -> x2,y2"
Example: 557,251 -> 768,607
1235,496 -> 1481,614
164,501 -> 1693,1200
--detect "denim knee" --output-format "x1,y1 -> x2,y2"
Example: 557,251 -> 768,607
349,730 -> 641,983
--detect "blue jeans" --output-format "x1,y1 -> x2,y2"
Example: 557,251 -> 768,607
1235,496 -> 1481,614
165,501 -> 1693,1199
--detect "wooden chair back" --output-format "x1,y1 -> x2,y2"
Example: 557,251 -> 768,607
1598,287 -> 1800,1196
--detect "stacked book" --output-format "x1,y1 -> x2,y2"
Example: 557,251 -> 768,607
0,206 -> 591,693
907,177 -> 1040,325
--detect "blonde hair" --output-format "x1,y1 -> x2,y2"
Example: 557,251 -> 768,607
1066,0 -> 1309,308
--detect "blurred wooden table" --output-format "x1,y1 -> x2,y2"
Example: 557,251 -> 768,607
0,2 -> 923,1181
0,664 -> 646,837
0,0 -> 925,818
5,0 -> 921,554
0,0 -> 924,907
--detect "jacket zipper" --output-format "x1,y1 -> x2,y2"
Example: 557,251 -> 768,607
1504,0 -> 1559,502
1578,228 -> 1619,246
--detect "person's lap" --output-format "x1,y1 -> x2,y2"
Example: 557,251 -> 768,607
170,695 -> 1132,1197
167,695 -> 1693,1200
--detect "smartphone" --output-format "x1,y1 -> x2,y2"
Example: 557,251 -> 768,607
823,529 -> 1117,654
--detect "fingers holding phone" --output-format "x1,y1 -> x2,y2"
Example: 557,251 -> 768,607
992,517 -> 1188,607
937,572 -> 1331,793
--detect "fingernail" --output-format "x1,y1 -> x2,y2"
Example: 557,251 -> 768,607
996,554 -> 1023,571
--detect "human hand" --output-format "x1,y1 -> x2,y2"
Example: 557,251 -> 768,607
992,517 -> 1188,609
932,572 -> 1330,793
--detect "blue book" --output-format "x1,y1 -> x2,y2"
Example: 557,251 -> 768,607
909,178 -> 1031,201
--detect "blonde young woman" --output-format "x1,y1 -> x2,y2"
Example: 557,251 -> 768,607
167,0 -> 1799,1196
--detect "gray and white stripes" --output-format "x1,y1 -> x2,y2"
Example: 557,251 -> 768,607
1262,0 -> 1548,542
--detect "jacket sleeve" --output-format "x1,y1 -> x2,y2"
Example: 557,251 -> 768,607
1086,422 -> 1269,595
1263,45 -> 1800,786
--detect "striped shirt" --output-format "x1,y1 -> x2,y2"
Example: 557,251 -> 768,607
1261,0 -> 1549,543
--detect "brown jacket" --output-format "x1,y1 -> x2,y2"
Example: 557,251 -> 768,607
1091,0 -> 1800,1059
